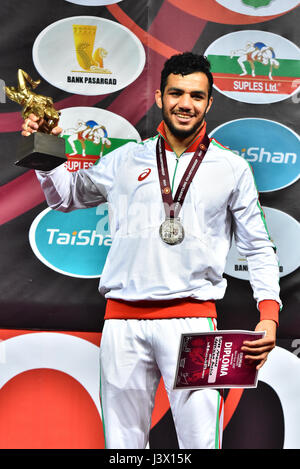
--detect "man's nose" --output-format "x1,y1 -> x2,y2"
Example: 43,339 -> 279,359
178,93 -> 192,109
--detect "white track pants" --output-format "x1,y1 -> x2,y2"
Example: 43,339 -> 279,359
99,317 -> 224,449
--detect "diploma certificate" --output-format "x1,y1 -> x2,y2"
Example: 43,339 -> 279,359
173,330 -> 265,390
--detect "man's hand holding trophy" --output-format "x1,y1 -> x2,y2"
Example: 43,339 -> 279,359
5,69 -> 65,170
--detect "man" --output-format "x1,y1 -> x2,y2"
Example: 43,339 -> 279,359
22,52 -> 281,449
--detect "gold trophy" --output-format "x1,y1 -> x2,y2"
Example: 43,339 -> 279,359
5,69 -> 67,170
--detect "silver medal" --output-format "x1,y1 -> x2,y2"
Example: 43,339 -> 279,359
159,217 -> 185,245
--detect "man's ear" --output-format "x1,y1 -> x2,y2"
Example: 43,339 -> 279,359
155,89 -> 162,109
206,96 -> 213,114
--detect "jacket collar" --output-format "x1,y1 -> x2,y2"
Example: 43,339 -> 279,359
157,120 -> 208,153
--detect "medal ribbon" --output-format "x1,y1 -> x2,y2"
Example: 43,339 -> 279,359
156,133 -> 210,218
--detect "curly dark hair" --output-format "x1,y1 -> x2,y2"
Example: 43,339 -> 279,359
160,52 -> 214,99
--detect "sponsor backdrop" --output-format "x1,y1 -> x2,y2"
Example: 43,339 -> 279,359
0,0 -> 299,450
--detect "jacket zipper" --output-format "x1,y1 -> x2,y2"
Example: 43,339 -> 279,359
171,156 -> 179,194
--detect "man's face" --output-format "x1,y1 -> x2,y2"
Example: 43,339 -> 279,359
155,72 -> 213,140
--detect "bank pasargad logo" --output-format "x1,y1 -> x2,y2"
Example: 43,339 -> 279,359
225,207 -> 300,280
33,16 -> 146,95
209,118 -> 300,192
205,30 -> 300,104
58,106 -> 141,171
70,24 -> 112,81
216,0 -> 300,16
29,205 -> 111,278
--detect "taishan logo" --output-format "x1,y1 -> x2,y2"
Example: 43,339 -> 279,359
231,147 -> 297,166
29,206 -> 111,278
47,228 -> 111,247
210,118 -> 300,192
204,30 -> 300,104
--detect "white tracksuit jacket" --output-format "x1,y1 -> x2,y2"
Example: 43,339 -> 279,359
35,134 -> 281,309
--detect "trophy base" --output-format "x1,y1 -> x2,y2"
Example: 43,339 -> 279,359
15,132 -> 67,171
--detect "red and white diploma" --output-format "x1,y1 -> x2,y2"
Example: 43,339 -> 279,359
173,330 -> 265,390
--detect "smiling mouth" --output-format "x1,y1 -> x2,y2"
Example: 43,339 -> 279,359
174,113 -> 194,121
